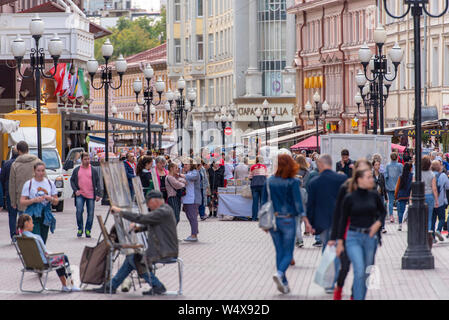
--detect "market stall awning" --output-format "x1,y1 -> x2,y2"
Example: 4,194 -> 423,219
267,128 -> 323,145
391,143 -> 406,153
383,120 -> 440,135
290,135 -> 321,150
0,118 -> 20,134
241,121 -> 296,139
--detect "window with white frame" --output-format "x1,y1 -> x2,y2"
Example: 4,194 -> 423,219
208,33 -> 214,60
432,45 -> 439,87
174,0 -> 181,22
197,35 -> 204,61
444,44 -> 449,86
208,0 -> 213,16
185,37 -> 190,62
208,79 -> 214,105
175,38 -> 181,63
197,0 -> 203,17
220,30 -> 224,55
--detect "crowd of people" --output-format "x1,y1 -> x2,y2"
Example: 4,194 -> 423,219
260,146 -> 449,300
6,138 -> 449,299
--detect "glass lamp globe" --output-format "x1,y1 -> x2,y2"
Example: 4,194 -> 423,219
101,38 -> 114,58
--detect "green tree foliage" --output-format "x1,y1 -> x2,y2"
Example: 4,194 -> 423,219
94,7 -> 166,63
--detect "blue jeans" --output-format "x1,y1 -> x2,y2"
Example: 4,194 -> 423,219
251,186 -> 264,221
397,200 -> 408,224
110,254 -> 164,291
269,216 -> 296,285
433,205 -> 446,233
425,194 -> 435,231
345,230 -> 378,300
7,195 -> 19,240
75,195 -> 95,232
387,191 -> 395,217
199,192 -> 205,218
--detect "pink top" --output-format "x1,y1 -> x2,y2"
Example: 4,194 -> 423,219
78,165 -> 94,199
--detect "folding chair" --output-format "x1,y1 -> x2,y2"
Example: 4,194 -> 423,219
152,257 -> 184,295
96,215 -> 143,295
13,235 -> 65,293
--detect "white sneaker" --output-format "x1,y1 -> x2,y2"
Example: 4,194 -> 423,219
71,285 -> 81,292
184,236 -> 198,242
273,273 -> 289,294
62,286 -> 71,292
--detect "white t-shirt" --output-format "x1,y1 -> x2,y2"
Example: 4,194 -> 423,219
21,178 -> 57,205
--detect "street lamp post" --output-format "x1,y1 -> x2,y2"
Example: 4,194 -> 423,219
305,92 -> 329,153
11,14 -> 64,160
214,107 -> 233,153
384,0 -> 449,270
357,26 -> 403,135
255,100 -> 276,147
355,92 -> 370,134
133,65 -> 166,151
166,77 -> 196,156
87,39 -> 128,162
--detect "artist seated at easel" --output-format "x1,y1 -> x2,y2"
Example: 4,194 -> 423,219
94,190 -> 178,295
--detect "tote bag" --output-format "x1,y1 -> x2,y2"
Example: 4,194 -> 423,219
314,245 -> 337,288
258,179 -> 276,231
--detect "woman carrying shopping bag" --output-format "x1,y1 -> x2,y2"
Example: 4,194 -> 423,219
336,168 -> 386,300
260,154 -> 312,294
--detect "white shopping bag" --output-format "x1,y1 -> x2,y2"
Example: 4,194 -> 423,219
313,245 -> 336,288
403,205 -> 408,223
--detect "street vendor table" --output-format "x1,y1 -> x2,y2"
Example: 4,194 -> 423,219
217,193 -> 252,217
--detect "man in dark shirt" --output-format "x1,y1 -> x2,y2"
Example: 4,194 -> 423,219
336,149 -> 354,178
95,190 -> 177,295
0,148 -> 19,241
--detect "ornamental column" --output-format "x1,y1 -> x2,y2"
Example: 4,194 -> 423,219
245,0 -> 262,96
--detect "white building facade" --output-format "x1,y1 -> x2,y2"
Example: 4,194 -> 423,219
166,0 -> 297,151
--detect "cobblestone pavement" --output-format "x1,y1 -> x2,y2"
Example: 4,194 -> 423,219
1,201 -> 449,300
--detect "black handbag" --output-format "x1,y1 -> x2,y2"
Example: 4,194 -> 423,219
167,177 -> 186,198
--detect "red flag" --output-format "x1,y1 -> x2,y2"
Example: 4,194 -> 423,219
49,63 -> 66,96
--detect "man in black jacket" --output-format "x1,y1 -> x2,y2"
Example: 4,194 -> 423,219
95,190 -> 177,295
336,149 -> 354,178
0,148 -> 18,241
70,152 -> 102,238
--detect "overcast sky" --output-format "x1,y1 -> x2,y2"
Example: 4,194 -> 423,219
134,0 -> 161,11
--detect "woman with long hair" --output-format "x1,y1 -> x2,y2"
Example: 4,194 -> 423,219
261,154 -> 312,294
136,156 -> 153,196
294,155 -> 310,248
329,158 -> 372,300
20,162 -> 58,244
336,168 -> 385,300
394,162 -> 413,231
166,162 -> 186,224
182,159 -> 201,242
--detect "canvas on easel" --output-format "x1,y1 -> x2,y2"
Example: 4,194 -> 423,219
132,177 -> 147,215
100,160 -> 138,250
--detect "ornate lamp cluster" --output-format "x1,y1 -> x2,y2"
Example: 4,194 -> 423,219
164,77 -> 196,155
355,24 -> 404,135
305,92 -> 329,152
11,14 -> 64,160
86,39 -> 128,162
132,64 -> 168,150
